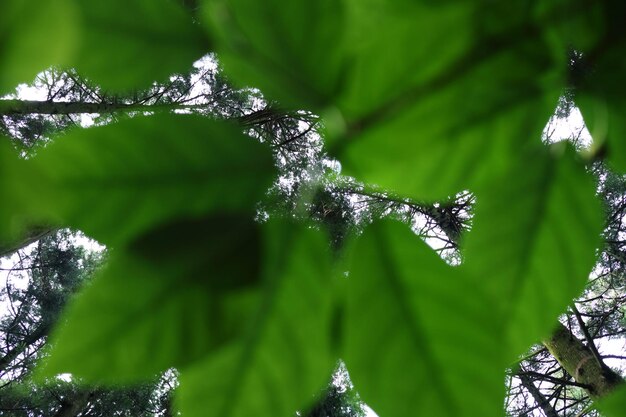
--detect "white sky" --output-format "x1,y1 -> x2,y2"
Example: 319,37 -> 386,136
543,106 -> 591,146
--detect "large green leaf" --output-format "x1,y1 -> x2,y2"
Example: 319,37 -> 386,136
578,94 -> 626,172
537,0 -> 604,55
338,34 -> 559,201
12,114 -> 274,245
0,0 -> 78,93
37,214 -> 260,382
462,144 -> 603,357
0,0 -> 206,94
329,0 -> 562,201
202,0 -> 559,200
71,0 -> 208,91
0,139 -> 18,221
336,0 -> 474,120
201,0 -> 346,109
177,223 -> 335,417
343,221 -> 504,417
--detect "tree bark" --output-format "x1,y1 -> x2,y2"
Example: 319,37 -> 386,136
0,99 -> 289,125
542,322 -> 623,399
0,99 -> 308,135
0,99 -> 188,116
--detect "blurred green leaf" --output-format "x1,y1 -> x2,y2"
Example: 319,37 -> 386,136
578,95 -> 626,172
343,221 -> 503,417
13,114 -> 274,245
537,0 -> 604,54
337,0 -> 473,119
0,0 -> 206,93
201,0 -> 561,201
72,0 -> 208,91
0,138 -> 30,244
177,223 -> 335,417
577,50 -> 626,172
462,144 -> 602,357
0,0 -> 79,93
338,34 -> 559,201
38,214 -> 261,382
201,0 -> 346,109
597,384 -> 626,417
0,139 -> 16,206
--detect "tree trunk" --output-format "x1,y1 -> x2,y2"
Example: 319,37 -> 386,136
0,99 -> 284,125
542,322 -> 623,399
0,99 -> 192,116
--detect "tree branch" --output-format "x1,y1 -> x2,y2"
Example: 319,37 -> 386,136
517,370 -> 560,417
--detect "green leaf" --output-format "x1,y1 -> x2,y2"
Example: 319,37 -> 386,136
343,221 -> 504,417
462,144 -> 603,357
176,223 -> 335,417
338,36 -> 559,201
536,1 -> 604,54
0,138 -> 31,244
72,0 -> 208,91
577,51 -> 626,172
329,4 -> 562,200
337,0 -> 474,119
203,1 -> 560,201
38,214 -> 261,382
0,0 -> 79,93
0,0 -> 207,93
201,0 -> 346,109
16,114 -> 274,245
596,385 -> 626,417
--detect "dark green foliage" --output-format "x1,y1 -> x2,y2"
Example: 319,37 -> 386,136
0,380 -> 169,417
0,231 -> 97,379
0,231 -> 174,416
309,187 -> 357,252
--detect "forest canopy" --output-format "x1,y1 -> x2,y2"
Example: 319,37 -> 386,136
1,1 -> 626,416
